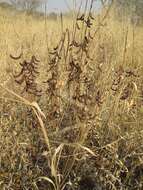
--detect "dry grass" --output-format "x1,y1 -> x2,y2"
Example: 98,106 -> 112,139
0,1 -> 143,190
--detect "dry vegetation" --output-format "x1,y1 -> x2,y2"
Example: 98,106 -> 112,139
0,1 -> 143,190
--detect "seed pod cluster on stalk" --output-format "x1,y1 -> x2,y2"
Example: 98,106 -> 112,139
42,1 -> 98,126
10,54 -> 42,97
65,0 -> 104,113
111,65 -> 139,100
45,32 -> 66,94
44,33 -> 67,122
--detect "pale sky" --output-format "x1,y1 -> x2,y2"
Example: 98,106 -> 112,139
47,0 -> 101,12
0,0 -> 101,12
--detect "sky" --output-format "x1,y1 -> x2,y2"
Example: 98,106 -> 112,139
47,0 -> 101,12
0,0 -> 101,13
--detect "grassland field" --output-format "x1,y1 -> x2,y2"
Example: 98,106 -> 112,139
0,2 -> 143,190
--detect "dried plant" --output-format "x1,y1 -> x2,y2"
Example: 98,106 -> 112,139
10,54 -> 42,97
0,0 -> 143,190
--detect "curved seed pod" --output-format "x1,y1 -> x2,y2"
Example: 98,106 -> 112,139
87,19 -> 93,28
77,14 -> 85,21
89,13 -> 94,20
76,23 -> 80,30
31,55 -> 40,62
10,53 -> 22,60
15,75 -> 25,85
89,32 -> 94,40
13,68 -> 24,78
49,51 -> 57,55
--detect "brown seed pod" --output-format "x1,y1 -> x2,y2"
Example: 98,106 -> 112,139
76,22 -> 80,30
77,14 -> 85,21
89,12 -> 94,20
85,18 -> 93,28
10,53 -> 22,60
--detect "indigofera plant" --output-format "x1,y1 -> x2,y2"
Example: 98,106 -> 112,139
10,54 -> 42,96
111,65 -> 139,100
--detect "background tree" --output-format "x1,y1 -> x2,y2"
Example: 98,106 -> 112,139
9,0 -> 47,13
114,0 -> 143,24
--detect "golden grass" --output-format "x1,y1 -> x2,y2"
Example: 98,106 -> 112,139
0,3 -> 143,190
